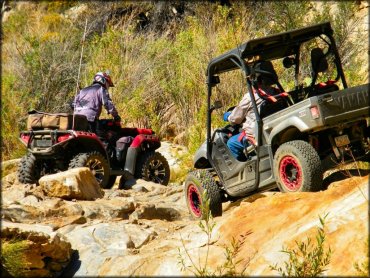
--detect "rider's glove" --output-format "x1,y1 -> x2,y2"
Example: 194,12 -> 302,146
114,115 -> 121,122
223,111 -> 231,122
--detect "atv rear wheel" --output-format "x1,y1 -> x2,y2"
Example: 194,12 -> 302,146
184,170 -> 222,219
17,153 -> 40,184
69,152 -> 111,189
274,140 -> 323,192
135,151 -> 170,185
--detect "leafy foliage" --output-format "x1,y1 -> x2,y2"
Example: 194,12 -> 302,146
177,190 -> 248,276
354,239 -> 369,277
270,215 -> 332,277
2,1 -> 368,160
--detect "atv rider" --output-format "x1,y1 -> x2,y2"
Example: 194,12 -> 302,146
223,60 -> 279,161
73,71 -> 121,133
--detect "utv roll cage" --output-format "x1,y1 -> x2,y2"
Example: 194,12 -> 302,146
206,22 -> 348,184
205,22 -> 347,172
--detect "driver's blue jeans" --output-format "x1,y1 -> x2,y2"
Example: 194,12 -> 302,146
227,133 -> 249,161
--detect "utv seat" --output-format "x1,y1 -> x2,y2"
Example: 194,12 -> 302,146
259,98 -> 288,118
307,48 -> 339,98
252,60 -> 291,118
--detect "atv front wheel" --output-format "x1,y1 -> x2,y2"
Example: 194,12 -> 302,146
18,153 -> 40,184
69,152 -> 111,189
135,151 -> 170,185
274,140 -> 323,192
185,170 -> 222,219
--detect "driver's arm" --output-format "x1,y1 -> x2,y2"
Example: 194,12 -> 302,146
228,93 -> 252,125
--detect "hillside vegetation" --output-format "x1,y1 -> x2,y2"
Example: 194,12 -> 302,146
2,1 -> 368,161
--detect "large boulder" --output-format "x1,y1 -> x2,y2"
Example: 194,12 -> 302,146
210,175 -> 369,276
39,167 -> 104,200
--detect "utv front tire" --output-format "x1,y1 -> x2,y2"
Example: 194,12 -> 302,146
18,153 -> 40,184
69,152 -> 111,189
135,151 -> 170,185
274,140 -> 323,192
185,170 -> 222,219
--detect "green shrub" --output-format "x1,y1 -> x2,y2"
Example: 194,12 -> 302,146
1,238 -> 30,277
354,240 -> 369,277
270,215 -> 332,277
178,190 -> 249,276
2,2 -> 367,161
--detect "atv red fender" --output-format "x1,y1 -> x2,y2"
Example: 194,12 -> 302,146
130,134 -> 160,148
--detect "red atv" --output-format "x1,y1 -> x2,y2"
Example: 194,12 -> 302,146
17,111 -> 170,188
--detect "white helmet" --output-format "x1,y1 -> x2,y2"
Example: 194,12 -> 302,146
93,71 -> 115,88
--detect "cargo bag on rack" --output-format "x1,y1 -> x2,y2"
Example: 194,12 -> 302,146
26,111 -> 88,131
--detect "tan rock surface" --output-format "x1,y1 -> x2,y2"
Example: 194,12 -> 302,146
212,175 -> 369,276
1,154 -> 368,276
1,221 -> 73,277
39,167 -> 104,200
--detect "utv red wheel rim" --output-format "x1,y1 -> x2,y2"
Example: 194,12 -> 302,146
187,184 -> 201,217
279,155 -> 302,191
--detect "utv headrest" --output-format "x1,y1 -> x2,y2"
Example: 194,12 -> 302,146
254,60 -> 278,86
311,48 -> 328,73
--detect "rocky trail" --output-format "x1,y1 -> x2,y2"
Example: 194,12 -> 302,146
1,142 -> 369,276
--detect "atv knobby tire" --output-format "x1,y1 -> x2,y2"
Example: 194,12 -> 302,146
17,153 -> 40,184
274,140 -> 323,192
185,170 -> 222,219
135,151 -> 170,185
106,175 -> 117,189
68,151 -> 111,189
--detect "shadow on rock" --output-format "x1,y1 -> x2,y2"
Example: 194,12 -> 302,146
60,250 -> 81,277
323,169 -> 369,189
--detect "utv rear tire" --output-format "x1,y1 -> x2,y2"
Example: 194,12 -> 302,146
17,153 -> 40,184
135,151 -> 170,185
69,152 -> 111,189
185,170 -> 222,220
274,140 -> 323,192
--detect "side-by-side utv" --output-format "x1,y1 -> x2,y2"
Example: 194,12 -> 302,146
184,22 -> 369,219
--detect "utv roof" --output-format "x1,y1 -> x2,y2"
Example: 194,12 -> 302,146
207,22 -> 334,76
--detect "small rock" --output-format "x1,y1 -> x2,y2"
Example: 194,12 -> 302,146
19,195 -> 40,206
125,224 -> 157,248
132,184 -> 149,193
129,204 -> 181,221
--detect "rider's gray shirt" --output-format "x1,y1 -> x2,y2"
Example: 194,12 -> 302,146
228,91 -> 263,138
73,83 -> 118,122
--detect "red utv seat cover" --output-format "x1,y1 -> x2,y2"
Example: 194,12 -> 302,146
317,79 -> 337,88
